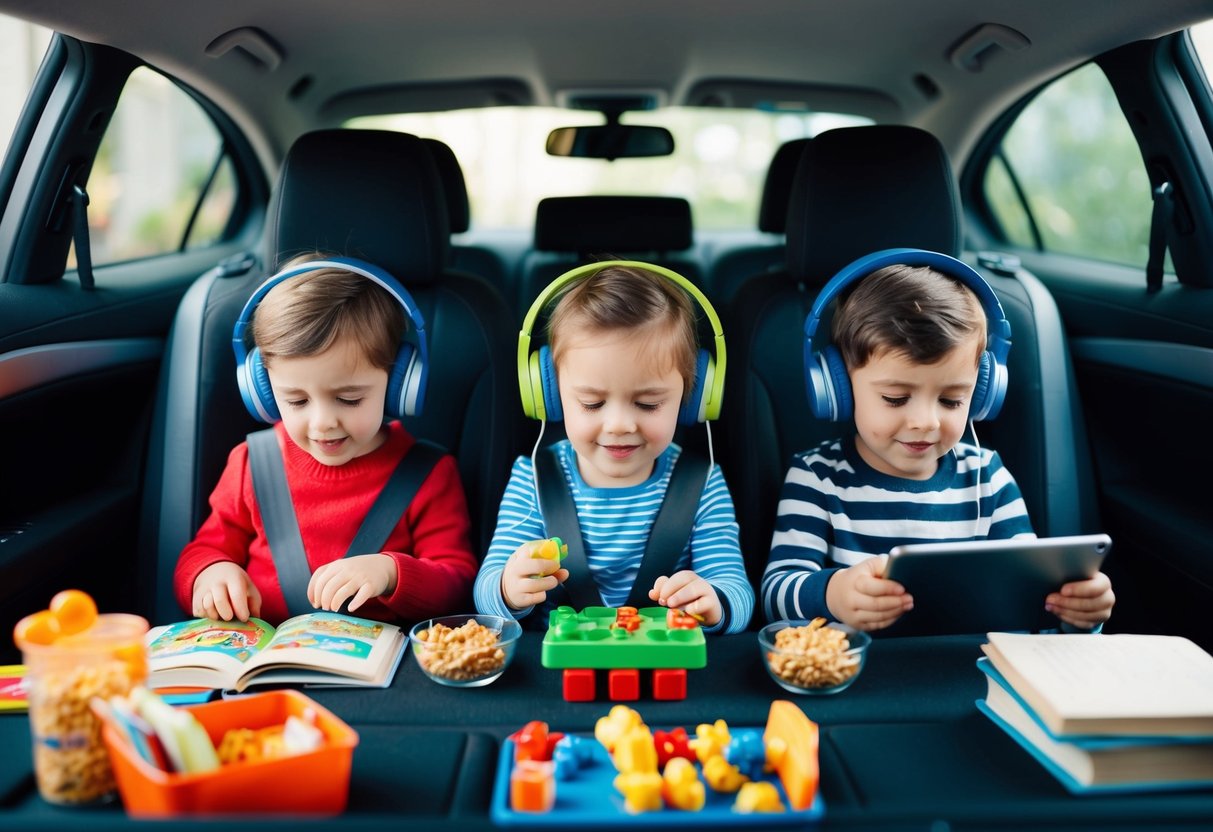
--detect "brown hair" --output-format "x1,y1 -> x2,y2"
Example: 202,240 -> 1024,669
547,265 -> 698,401
831,264 -> 986,370
252,254 -> 405,371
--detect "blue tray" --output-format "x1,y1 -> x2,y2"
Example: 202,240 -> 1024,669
490,727 -> 826,827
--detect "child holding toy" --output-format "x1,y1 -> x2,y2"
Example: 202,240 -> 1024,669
761,251 -> 1114,632
474,262 -> 754,633
174,255 -> 478,625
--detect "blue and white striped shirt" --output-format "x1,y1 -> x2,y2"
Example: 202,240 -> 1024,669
762,437 -> 1034,623
475,440 -> 754,634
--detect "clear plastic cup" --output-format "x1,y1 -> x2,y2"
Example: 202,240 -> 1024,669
15,613 -> 149,805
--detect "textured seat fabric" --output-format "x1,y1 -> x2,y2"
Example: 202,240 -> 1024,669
723,125 -> 1099,592
706,137 -> 811,305
140,129 -> 516,623
516,195 -> 700,315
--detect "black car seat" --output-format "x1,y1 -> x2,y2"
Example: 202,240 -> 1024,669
706,138 -> 810,305
422,138 -> 509,289
139,129 -> 516,624
516,195 -> 700,318
723,125 -> 1100,591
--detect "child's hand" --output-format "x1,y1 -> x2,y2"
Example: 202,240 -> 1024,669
308,554 -> 397,613
648,571 -> 722,627
824,556 -> 913,631
501,540 -> 569,610
1047,571 -> 1115,630
192,562 -> 262,622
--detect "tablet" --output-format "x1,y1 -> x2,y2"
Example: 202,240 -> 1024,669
879,533 -> 1111,637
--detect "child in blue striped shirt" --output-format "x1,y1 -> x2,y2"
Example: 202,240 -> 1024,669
762,263 -> 1114,632
475,265 -> 753,633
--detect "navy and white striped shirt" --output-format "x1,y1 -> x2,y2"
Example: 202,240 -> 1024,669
475,440 -> 754,634
762,437 -> 1034,623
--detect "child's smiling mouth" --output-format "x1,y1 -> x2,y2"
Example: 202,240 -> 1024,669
899,441 -> 934,453
601,443 -> 640,459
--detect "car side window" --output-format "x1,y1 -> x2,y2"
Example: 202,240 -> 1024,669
78,66 -> 238,266
0,17 -> 52,149
980,63 -> 1152,268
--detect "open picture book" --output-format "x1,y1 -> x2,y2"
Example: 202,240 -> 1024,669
146,611 -> 405,693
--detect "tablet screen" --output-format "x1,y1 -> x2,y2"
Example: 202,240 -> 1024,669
878,533 -> 1111,637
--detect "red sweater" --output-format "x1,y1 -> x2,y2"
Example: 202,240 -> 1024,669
174,421 -> 477,625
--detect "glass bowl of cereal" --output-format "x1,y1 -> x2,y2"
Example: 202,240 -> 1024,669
758,618 -> 871,695
409,614 -> 522,688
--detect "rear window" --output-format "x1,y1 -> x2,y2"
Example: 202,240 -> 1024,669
350,106 -> 869,231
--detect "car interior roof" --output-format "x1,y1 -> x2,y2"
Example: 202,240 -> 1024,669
2,0 -> 1212,168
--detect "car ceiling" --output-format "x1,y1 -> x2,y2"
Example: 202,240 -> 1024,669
3,0 -> 1213,169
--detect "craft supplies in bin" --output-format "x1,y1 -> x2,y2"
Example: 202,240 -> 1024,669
103,689 -> 357,816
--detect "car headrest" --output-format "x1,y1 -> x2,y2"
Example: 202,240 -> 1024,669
534,196 -> 693,253
423,138 -> 471,234
264,129 -> 450,284
757,138 -> 812,234
786,125 -> 960,285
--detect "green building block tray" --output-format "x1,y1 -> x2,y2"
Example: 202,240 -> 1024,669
541,606 -> 707,670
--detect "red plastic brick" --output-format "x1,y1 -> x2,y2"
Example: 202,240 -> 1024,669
652,668 -> 687,700
562,668 -> 596,702
608,668 -> 640,701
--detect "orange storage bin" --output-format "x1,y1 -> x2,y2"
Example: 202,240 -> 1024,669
103,689 -> 358,817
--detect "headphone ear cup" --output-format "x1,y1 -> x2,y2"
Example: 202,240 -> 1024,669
244,347 -> 280,423
969,350 -> 1008,422
678,349 -> 711,427
822,345 -> 852,422
385,343 -> 421,420
537,345 -> 563,422
805,345 -> 850,422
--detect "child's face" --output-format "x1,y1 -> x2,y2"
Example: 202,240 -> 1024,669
848,343 -> 979,480
556,328 -> 684,488
265,337 -> 389,467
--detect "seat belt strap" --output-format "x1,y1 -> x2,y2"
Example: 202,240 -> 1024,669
247,430 -> 445,618
535,447 -> 602,611
625,452 -> 710,608
70,185 -> 95,291
247,429 -> 313,618
1146,181 -> 1173,292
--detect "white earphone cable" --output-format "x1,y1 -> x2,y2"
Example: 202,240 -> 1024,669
969,419 -> 982,538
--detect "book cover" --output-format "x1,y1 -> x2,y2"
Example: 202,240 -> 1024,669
147,611 -> 404,692
981,632 -> 1213,738
977,658 -> 1213,793
0,665 -> 27,712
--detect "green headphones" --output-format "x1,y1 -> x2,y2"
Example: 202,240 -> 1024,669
517,260 -> 727,426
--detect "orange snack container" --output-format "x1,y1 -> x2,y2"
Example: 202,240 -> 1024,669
103,689 -> 358,816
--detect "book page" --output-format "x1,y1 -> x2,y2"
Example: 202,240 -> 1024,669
147,618 -> 276,687
239,611 -> 401,682
985,633 -> 1213,720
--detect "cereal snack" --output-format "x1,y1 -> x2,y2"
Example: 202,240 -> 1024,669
759,618 -> 871,694
409,614 -> 522,687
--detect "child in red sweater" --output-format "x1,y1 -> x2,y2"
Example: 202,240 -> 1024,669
174,255 -> 477,625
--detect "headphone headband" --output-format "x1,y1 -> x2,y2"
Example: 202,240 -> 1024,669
517,260 -> 727,423
233,256 -> 429,422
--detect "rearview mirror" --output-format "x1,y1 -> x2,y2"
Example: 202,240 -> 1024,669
546,124 -> 674,159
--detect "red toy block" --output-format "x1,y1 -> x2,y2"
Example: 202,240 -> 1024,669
652,668 -> 687,701
562,668 -> 596,702
608,668 -> 640,701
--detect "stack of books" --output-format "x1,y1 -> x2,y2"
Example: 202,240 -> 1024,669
977,632 -> 1213,793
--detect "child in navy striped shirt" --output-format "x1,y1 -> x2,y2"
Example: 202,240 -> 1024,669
474,265 -> 753,633
762,263 -> 1114,632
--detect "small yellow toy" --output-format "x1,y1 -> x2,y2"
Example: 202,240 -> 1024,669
613,771 -> 663,813
734,781 -> 785,813
702,754 -> 749,793
530,537 -> 568,576
661,757 -> 706,811
594,704 -> 645,753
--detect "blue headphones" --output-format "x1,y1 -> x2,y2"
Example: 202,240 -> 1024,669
803,248 -> 1011,423
232,256 -> 429,423
518,260 -> 726,427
